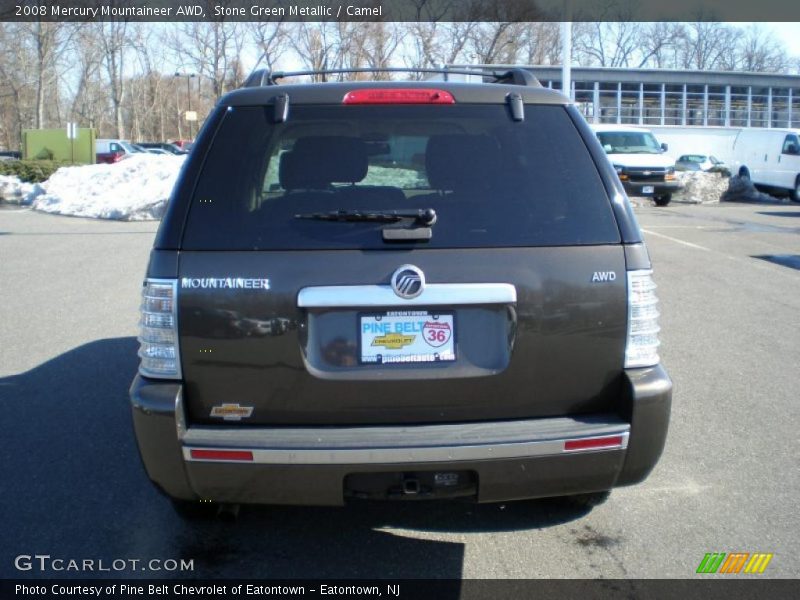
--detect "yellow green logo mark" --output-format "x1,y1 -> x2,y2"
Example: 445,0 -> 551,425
697,552 -> 773,574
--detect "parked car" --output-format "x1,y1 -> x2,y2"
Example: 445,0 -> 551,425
130,67 -> 672,516
675,154 -> 730,176
96,139 -> 144,164
143,148 -> 171,155
138,142 -> 188,155
170,139 -> 194,151
731,128 -> 800,202
0,150 -> 21,161
592,125 -> 682,206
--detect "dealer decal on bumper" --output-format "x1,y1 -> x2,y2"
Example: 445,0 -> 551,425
210,403 -> 254,421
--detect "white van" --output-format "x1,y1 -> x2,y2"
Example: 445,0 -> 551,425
731,128 -> 800,202
591,125 -> 681,206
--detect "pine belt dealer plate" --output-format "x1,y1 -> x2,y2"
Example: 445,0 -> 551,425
359,311 -> 456,364
641,185 -> 655,194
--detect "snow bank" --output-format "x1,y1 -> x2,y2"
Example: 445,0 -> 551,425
0,175 -> 45,205
721,175 -> 783,203
671,172 -> 786,205
673,171 -> 730,204
9,155 -> 787,221
362,165 -> 426,188
32,154 -> 185,220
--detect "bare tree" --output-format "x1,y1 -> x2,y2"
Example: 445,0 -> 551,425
520,22 -> 561,65
465,22 -> 527,65
404,22 -> 477,73
4,17 -> 800,151
674,22 -> 738,71
573,22 -> 643,67
128,25 -> 175,141
0,23 -> 32,147
333,22 -> 370,77
634,22 -> 685,68
67,24 -> 104,129
734,25 -> 790,73
291,22 -> 343,80
96,20 -> 131,139
168,22 -> 245,100
19,22 -> 65,129
248,22 -> 290,75
362,23 -> 406,77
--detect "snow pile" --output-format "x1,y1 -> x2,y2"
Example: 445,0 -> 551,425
0,175 -> 45,205
721,175 -> 782,203
673,171 -> 730,204
362,165 -> 426,188
32,154 -> 185,220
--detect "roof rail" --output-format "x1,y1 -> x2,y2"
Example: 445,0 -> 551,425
242,69 -> 277,87
493,69 -> 541,87
240,67 -> 541,88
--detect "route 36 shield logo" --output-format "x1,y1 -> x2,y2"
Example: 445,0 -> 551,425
422,320 -> 452,347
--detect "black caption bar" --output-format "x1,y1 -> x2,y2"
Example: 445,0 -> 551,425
1,0 -> 800,22
3,580 -> 800,600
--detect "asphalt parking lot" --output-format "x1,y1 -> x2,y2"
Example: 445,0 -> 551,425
1,201 -> 798,580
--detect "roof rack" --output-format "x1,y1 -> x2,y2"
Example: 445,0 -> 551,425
241,67 -> 541,89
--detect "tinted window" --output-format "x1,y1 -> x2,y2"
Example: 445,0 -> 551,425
782,135 -> 799,154
182,104 -> 619,250
597,131 -> 662,154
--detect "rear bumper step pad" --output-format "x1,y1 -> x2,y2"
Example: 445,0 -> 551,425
182,416 -> 629,465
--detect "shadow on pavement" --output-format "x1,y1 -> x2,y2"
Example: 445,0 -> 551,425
0,337 -> 591,580
752,254 -> 800,271
757,211 -> 800,218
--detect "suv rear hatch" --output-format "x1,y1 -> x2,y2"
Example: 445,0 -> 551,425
176,100 -> 626,426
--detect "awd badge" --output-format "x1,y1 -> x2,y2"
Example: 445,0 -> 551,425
210,403 -> 254,421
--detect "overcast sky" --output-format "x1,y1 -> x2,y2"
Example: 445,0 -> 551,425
760,22 -> 800,56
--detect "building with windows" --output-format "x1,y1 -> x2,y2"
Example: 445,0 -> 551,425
443,65 -> 800,161
450,65 -> 800,129
530,66 -> 800,129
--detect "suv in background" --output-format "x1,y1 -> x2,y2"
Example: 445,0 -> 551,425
96,139 -> 143,164
137,142 -> 188,155
130,68 -> 672,515
592,125 -> 681,206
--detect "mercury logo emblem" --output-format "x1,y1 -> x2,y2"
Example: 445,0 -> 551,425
391,265 -> 425,299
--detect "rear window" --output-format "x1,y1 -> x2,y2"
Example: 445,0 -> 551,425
182,104 -> 619,250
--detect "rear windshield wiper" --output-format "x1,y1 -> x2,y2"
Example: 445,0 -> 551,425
294,208 -> 437,226
295,208 -> 437,242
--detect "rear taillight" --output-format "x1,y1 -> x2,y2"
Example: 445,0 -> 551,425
625,270 -> 661,368
138,278 -> 181,379
189,449 -> 254,462
342,89 -> 455,105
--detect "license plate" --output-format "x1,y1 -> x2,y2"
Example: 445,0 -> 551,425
359,311 -> 456,364
642,185 -> 655,194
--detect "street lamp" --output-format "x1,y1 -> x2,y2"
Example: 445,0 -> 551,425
174,72 -> 197,140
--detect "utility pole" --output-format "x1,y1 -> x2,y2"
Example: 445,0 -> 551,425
561,0 -> 573,101
174,72 -> 197,140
